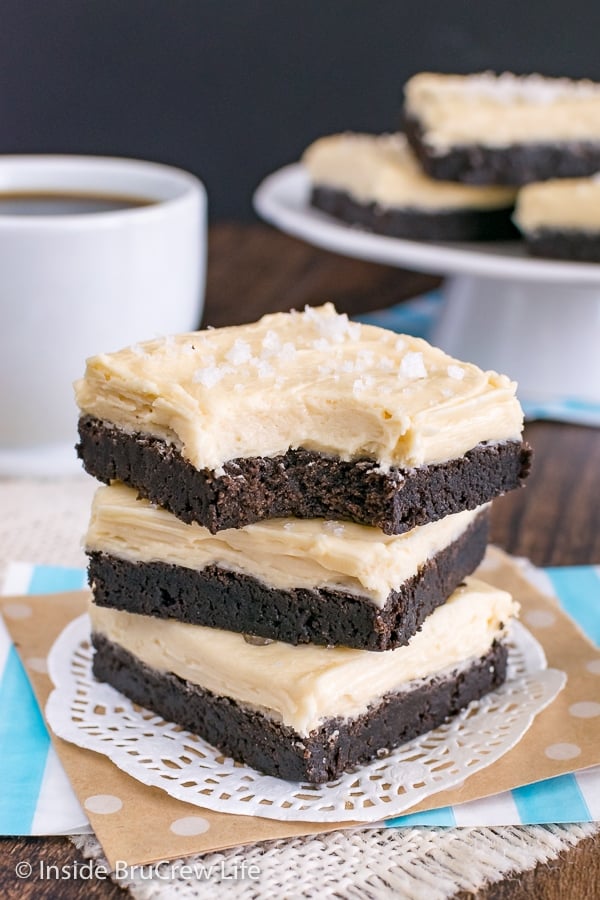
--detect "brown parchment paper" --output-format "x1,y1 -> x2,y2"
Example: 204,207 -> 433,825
2,548 -> 599,869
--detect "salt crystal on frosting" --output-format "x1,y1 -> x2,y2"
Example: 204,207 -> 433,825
400,352 -> 427,379
280,341 -> 297,360
312,338 -> 331,351
193,365 -> 227,388
356,350 -> 375,369
448,364 -> 465,381
226,339 -> 252,366
304,304 -> 355,344
352,375 -> 374,395
255,360 -> 274,379
262,330 -> 281,354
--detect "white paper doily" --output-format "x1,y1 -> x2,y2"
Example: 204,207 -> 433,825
46,616 -> 565,823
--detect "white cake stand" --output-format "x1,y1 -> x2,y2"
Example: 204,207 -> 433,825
254,164 -> 600,406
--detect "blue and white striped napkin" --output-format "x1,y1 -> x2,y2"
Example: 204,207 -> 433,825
0,561 -> 599,835
355,294 -> 600,427
0,564 -> 89,835
387,564 -> 600,828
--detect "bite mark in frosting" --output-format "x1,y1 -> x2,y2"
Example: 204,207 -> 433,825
75,304 -> 524,472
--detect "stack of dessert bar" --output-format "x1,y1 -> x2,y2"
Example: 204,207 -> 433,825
75,304 -> 530,783
304,72 -> 600,260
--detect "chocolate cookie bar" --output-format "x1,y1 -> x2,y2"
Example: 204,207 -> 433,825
75,305 -> 531,533
304,133 -> 518,240
404,72 -> 600,185
514,177 -> 600,261
90,577 -> 516,782
85,483 -> 490,650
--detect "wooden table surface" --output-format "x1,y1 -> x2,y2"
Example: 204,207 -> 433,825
2,223 -> 599,899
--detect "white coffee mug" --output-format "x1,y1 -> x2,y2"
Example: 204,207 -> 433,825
0,155 -> 206,475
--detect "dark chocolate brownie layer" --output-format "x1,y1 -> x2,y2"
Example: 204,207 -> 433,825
523,229 -> 600,263
91,632 -> 508,783
404,116 -> 600,186
88,509 -> 488,651
77,416 -> 531,534
311,186 -> 518,241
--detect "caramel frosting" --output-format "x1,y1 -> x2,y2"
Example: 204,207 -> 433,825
405,72 -> 600,149
75,305 -> 524,472
303,133 -> 516,209
86,482 -> 488,607
90,577 -> 517,735
514,176 -> 600,232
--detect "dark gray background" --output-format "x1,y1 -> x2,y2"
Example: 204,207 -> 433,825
1,1 -> 598,219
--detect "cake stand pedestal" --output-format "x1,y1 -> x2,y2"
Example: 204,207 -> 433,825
435,275 -> 600,404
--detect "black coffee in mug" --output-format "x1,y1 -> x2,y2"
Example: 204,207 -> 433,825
0,191 -> 154,215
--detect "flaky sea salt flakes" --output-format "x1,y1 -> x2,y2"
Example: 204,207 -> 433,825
341,359 -> 356,373
356,350 -> 375,370
395,337 -> 406,352
304,304 -> 355,344
352,375 -> 374,394
255,359 -> 274,379
130,343 -> 149,358
262,330 -> 281,354
192,366 -> 226,388
400,351 -> 427,379
302,304 -> 319,321
226,339 -> 252,366
323,314 -> 351,343
280,341 -> 297,361
379,357 -> 394,371
448,364 -> 465,381
312,338 -> 331,351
